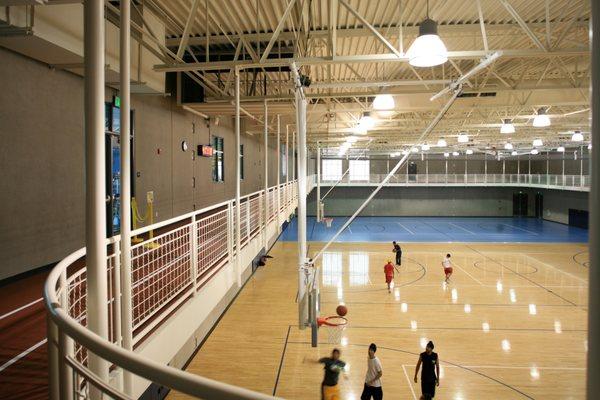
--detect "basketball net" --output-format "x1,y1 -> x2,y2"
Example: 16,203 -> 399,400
318,316 -> 347,344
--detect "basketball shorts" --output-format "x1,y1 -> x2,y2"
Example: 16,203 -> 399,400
444,267 -> 453,275
322,383 -> 340,400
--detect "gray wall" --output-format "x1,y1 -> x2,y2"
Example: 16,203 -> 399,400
309,186 -> 589,223
0,48 -> 279,280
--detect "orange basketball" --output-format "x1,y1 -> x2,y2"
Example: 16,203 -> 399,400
336,304 -> 348,317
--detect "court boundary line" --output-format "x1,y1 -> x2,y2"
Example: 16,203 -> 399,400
465,245 -> 580,307
401,365 -> 418,400
451,260 -> 484,285
500,223 -> 539,235
0,297 -> 43,321
522,254 -> 588,284
449,222 -> 476,235
0,338 -> 47,373
472,260 -> 539,275
397,222 -> 415,235
272,325 -> 291,396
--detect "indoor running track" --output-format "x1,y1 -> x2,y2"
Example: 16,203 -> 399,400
279,217 -> 588,243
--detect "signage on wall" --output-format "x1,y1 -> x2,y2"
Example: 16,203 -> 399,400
198,144 -> 214,157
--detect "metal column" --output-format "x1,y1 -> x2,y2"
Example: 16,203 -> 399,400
316,142 -> 321,221
588,3 -> 599,397
119,0 -> 133,394
292,131 -> 296,180
263,100 -> 269,249
84,0 -> 110,392
286,125 -> 290,183
277,114 -> 281,232
295,83 -> 308,329
234,70 -> 242,287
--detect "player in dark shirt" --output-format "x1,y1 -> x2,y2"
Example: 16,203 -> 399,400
392,241 -> 402,266
414,341 -> 439,399
318,349 -> 346,400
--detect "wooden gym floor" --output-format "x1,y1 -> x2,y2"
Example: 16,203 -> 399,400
168,242 -> 589,400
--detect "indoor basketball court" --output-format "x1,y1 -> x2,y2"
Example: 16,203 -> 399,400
1,1 -> 598,400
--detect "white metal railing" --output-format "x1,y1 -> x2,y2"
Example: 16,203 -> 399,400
319,173 -> 590,191
44,180 -> 301,400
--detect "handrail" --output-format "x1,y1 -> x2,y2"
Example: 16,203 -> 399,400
44,181 -> 302,400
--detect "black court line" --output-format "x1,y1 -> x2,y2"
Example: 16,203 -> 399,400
328,325 -> 587,333
317,301 -> 585,309
273,325 -> 291,396
572,251 -> 590,268
285,341 -> 535,399
466,245 -> 580,307
472,260 -> 538,275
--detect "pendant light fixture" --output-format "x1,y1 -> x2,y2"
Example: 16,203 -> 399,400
437,138 -> 447,147
511,151 -> 518,156
571,130 -> 584,142
373,94 -> 395,111
557,146 -> 565,152
457,133 -> 469,143
358,112 -> 376,131
504,143 -> 513,150
532,108 -> 551,127
406,0 -> 448,67
532,138 -> 543,147
500,119 -> 515,134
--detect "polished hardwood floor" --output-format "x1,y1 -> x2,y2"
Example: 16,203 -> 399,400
168,242 -> 589,399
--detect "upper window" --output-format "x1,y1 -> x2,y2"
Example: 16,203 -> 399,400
322,159 -> 342,181
212,136 -> 224,182
349,160 -> 370,181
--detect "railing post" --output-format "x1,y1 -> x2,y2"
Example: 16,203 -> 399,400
58,270 -> 74,400
190,216 -> 198,295
227,201 -> 233,266
47,315 -> 60,400
246,199 -> 251,244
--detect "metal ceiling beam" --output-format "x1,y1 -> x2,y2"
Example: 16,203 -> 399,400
176,0 -> 202,59
163,21 -> 589,47
154,48 -> 589,72
499,0 -> 548,51
260,0 -> 297,63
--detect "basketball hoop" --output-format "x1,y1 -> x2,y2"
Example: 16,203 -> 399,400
323,217 -> 333,228
317,316 -> 347,344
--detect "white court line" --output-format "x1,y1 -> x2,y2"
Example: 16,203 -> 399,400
401,364 -> 418,400
451,261 -> 484,285
449,223 -> 475,235
501,223 -> 539,235
523,254 -> 588,284
397,223 -> 415,235
437,364 -> 585,371
0,298 -> 43,321
0,339 -> 47,373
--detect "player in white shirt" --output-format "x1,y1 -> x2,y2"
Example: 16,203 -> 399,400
360,343 -> 383,400
442,254 -> 453,283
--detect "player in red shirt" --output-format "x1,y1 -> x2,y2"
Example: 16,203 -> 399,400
442,253 -> 453,284
384,260 -> 395,293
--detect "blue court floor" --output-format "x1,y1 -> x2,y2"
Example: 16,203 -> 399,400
279,216 -> 588,243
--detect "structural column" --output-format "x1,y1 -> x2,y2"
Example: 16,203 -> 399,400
292,131 -> 296,180
234,70 -> 242,287
295,91 -> 308,328
286,125 -> 290,183
276,114 -> 281,231
588,3 -> 599,397
316,142 -> 321,221
119,0 -> 133,394
263,100 -> 269,249
84,0 -> 109,390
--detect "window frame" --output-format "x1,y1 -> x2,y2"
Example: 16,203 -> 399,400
322,159 -> 343,181
349,159 -> 370,181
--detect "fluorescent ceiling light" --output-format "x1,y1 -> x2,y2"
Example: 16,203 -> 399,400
504,143 -> 513,150
533,108 -> 551,127
437,138 -> 447,147
531,149 -> 539,155
452,151 -> 459,156
557,146 -> 565,152
346,136 -> 358,143
402,150 -> 409,155
588,144 -> 593,150
354,124 -> 368,135
532,139 -> 543,147
373,94 -> 395,110
444,152 -> 450,157
511,151 -> 518,156
500,119 -> 515,134
411,147 -> 419,153
465,149 -> 474,155
406,18 -> 448,67
571,131 -> 584,142
421,144 -> 431,151
457,133 -> 469,143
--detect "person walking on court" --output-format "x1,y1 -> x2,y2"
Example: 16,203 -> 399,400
414,341 -> 439,400
360,343 -> 383,400
442,254 -> 453,283
392,241 -> 402,266
318,348 -> 347,400
384,260 -> 395,293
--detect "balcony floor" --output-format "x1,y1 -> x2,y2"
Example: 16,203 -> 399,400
279,217 -> 588,243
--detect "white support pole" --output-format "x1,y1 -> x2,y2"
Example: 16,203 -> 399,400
286,125 -> 290,183
84,0 -> 109,392
263,100 -> 269,249
58,270 -> 73,400
316,142 -> 321,221
276,114 -> 281,230
313,88 -> 461,262
235,70 -> 242,287
292,131 -> 296,181
119,0 -> 134,394
47,316 -> 60,400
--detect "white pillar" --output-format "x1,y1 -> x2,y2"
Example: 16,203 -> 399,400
292,131 -> 296,181
286,125 -> 290,183
84,0 -> 109,390
296,92 -> 308,329
316,142 -> 321,221
263,100 -> 269,249
118,0 -> 134,394
234,70 -> 242,287
276,114 -> 281,231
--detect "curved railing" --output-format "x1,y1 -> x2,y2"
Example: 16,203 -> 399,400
44,180 -> 303,400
